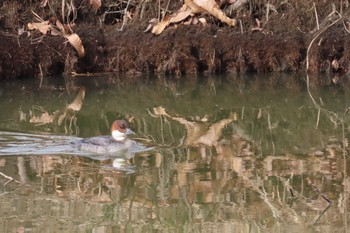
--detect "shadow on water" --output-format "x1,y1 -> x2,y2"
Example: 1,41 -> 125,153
0,73 -> 349,232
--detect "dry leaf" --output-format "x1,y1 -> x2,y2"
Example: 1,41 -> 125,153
49,25 -> 63,36
151,0 -> 236,35
145,18 -> 158,32
193,0 -> 236,26
185,0 -> 205,13
170,6 -> 192,23
28,12 -> 85,59
55,19 -> 67,35
65,33 -> 85,57
28,19 -> 64,36
144,23 -> 154,32
27,21 -> 51,34
152,5 -> 193,34
90,0 -> 102,12
151,16 -> 171,35
198,17 -> 207,25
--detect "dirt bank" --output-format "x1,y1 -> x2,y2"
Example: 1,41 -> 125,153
0,0 -> 350,82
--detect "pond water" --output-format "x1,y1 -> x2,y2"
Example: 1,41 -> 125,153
0,74 -> 349,232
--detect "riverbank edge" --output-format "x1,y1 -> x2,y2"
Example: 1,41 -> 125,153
1,25 -> 349,82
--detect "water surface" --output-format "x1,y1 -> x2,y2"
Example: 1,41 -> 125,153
0,74 -> 349,232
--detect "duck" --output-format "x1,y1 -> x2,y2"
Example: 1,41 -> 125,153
74,120 -> 146,155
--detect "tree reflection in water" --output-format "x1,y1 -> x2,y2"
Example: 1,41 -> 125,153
0,75 -> 348,232
0,122 -> 345,232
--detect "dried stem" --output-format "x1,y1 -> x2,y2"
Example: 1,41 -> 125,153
313,2 -> 319,31
118,0 -> 132,31
306,10 -> 342,71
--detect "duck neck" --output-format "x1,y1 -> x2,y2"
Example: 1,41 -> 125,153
112,130 -> 126,141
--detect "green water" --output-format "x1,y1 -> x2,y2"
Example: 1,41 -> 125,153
0,74 -> 349,232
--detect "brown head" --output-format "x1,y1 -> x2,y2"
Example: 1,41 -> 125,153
111,120 -> 128,133
110,120 -> 134,141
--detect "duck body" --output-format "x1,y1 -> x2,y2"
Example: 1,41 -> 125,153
72,120 -> 152,156
76,136 -> 136,154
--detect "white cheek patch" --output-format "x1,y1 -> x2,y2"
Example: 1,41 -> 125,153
112,130 -> 125,141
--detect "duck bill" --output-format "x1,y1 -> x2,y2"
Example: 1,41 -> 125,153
126,129 -> 135,135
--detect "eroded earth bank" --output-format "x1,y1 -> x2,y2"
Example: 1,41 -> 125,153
1,0 -> 350,83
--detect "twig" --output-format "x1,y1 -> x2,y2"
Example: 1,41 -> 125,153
163,0 -> 171,21
306,10 -> 342,71
266,1 -> 270,22
340,0 -> 343,15
158,0 -> 161,22
240,20 -> 243,35
118,0 -> 132,31
62,0 -> 65,23
313,2 -> 319,31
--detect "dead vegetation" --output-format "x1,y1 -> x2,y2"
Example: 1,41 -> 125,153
0,1 -> 350,80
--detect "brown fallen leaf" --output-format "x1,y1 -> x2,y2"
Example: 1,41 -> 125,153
151,16 -> 171,35
65,33 -> 85,58
185,0 -> 205,13
27,12 -> 85,58
170,5 -> 193,23
27,21 -> 51,34
55,19 -> 67,36
151,0 -> 236,35
193,0 -> 236,26
152,6 -> 193,35
198,17 -> 207,25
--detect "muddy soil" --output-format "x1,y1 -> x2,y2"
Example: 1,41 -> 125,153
0,0 -> 350,83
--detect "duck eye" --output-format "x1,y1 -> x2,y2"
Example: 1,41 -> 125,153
119,122 -> 126,129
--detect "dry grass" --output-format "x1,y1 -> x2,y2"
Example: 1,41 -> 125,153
0,0 -> 348,33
